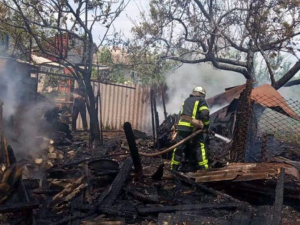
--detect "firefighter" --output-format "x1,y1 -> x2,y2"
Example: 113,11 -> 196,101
72,88 -> 87,132
170,86 -> 210,171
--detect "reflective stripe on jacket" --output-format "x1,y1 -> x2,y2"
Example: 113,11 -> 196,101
178,95 -> 210,131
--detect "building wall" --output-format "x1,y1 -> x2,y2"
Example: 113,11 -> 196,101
76,82 -> 152,132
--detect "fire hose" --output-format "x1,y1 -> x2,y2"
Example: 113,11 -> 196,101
121,129 -> 231,157
138,129 -> 204,157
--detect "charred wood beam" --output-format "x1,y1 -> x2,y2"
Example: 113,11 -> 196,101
54,158 -> 133,225
0,200 -> 39,213
123,122 -> 143,181
172,170 -> 246,205
272,168 -> 285,225
138,203 -> 240,214
98,157 -> 133,208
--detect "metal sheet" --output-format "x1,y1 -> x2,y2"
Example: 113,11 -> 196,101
190,163 -> 300,183
76,82 -> 151,132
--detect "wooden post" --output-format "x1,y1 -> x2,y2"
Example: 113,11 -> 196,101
162,84 -> 167,120
123,122 -> 143,181
272,168 -> 285,225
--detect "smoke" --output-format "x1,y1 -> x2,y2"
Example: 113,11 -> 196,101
0,59 -> 54,159
278,86 -> 300,101
158,63 -> 245,119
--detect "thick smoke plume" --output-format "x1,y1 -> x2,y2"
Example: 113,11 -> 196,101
158,63 -> 245,119
0,60 -> 54,160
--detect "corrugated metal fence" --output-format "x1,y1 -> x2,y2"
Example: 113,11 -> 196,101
76,82 -> 152,132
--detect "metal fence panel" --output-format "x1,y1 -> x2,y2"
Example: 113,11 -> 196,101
76,82 -> 151,132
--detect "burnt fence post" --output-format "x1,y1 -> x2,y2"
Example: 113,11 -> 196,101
123,122 -> 143,181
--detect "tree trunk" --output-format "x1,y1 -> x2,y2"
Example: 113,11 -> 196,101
85,78 -> 101,147
230,45 -> 255,161
230,78 -> 253,161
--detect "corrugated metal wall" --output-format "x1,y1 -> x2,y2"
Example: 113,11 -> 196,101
76,82 -> 151,132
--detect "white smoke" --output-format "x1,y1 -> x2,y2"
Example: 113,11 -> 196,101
278,86 -> 300,101
0,60 -> 55,159
158,63 -> 245,119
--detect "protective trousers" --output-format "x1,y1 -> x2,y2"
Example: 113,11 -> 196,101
170,130 -> 208,170
72,99 -> 87,131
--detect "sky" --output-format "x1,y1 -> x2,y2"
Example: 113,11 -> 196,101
113,0 -> 147,37
92,0 -> 148,44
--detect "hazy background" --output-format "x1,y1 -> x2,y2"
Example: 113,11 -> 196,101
157,63 -> 245,119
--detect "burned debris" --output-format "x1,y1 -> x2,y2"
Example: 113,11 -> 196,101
1,114 -> 300,225
0,56 -> 300,225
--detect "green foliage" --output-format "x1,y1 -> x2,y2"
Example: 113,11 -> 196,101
98,48 -> 113,65
127,44 -> 179,85
92,46 -> 177,85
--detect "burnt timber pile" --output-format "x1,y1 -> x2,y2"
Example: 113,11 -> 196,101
0,80 -> 300,224
0,124 -> 300,224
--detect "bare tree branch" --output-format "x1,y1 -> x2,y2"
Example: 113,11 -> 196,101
274,60 -> 300,90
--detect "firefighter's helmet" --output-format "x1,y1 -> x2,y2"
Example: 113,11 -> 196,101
193,86 -> 206,96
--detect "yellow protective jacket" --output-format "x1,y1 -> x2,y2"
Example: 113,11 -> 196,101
178,95 -> 210,132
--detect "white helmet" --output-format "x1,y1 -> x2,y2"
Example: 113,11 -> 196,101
193,86 -> 206,96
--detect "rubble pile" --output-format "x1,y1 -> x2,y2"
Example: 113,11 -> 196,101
0,125 -> 300,225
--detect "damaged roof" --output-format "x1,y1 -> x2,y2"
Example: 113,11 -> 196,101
207,83 -> 300,121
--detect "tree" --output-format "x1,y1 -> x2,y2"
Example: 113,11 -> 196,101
127,44 -> 179,85
132,0 -> 300,160
0,0 -> 130,146
94,44 -> 179,86
133,0 -> 300,88
93,46 -> 129,83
